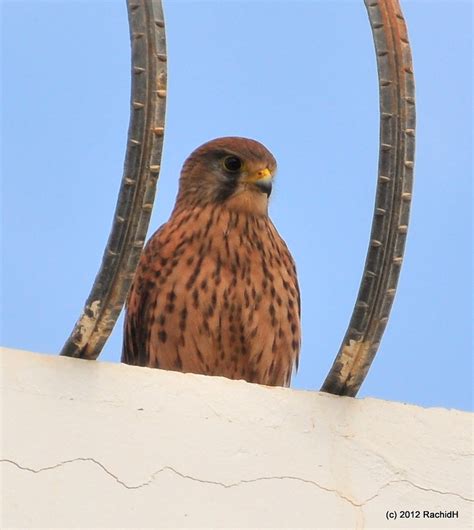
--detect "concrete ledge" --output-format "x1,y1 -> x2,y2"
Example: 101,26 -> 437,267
1,347 -> 472,529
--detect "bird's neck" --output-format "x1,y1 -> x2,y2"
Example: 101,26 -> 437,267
173,189 -> 269,218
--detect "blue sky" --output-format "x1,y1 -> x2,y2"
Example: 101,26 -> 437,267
1,1 -> 472,411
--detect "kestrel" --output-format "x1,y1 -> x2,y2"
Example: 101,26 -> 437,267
122,137 -> 301,386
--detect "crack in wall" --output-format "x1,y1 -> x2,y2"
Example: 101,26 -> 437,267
388,479 -> 473,503
363,476 -> 473,504
0,457 -> 360,508
2,457 -> 473,506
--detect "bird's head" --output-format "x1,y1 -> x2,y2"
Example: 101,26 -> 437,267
175,137 -> 277,215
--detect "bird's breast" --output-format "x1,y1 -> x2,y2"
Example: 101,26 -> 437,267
126,204 -> 300,386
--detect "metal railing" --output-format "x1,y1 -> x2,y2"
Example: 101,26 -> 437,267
321,0 -> 415,395
60,0 -> 167,359
61,0 -> 416,400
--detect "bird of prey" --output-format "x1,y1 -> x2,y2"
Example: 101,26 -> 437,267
122,137 -> 300,386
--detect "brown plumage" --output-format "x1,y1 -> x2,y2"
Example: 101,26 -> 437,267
122,137 -> 301,386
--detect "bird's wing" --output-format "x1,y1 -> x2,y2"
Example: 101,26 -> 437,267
122,225 -> 165,366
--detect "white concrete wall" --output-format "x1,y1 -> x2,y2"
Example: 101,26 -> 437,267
1,347 -> 472,529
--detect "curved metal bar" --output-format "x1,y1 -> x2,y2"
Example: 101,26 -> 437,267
321,0 -> 416,396
61,0 -> 167,359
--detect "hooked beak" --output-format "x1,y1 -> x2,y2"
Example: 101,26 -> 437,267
243,167 -> 273,197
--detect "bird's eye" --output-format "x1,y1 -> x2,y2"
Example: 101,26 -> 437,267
223,156 -> 242,172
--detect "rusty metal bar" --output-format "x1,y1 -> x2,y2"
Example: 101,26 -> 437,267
61,0 -> 167,359
321,0 -> 416,396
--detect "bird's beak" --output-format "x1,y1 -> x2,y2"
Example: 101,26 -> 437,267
243,167 -> 273,197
